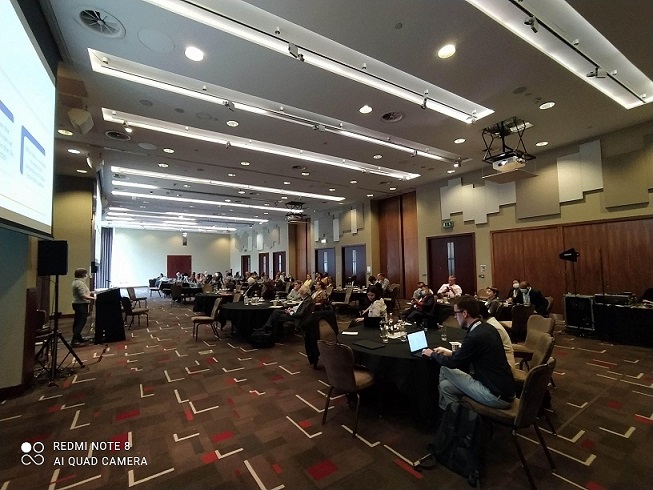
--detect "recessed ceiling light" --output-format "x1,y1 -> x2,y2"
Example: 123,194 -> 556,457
283,181 -> 290,185
226,120 -> 239,127
227,173 -> 236,177
76,169 -> 88,173
373,154 -> 382,159
224,199 -> 231,202
158,163 -> 169,168
447,170 -> 456,174
328,188 -> 335,192
453,162 -> 460,168
366,194 -> 374,197
539,101 -> 555,110
263,212 -> 269,215
238,190 -> 246,194
389,187 -> 397,191
183,184 -> 190,188
264,203 -> 270,206
438,44 -> 456,59
163,148 -> 174,153
349,180 -> 357,184
535,141 -> 549,147
67,148 -> 81,154
240,161 -> 250,166
58,129 -> 73,136
184,46 -> 204,61
359,105 -> 372,114
281,196 -> 288,199
454,138 -> 466,144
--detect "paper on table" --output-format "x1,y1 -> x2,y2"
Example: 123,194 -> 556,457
341,331 -> 358,335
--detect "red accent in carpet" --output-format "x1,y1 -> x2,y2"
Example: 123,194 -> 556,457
115,409 -> 140,421
226,378 -> 236,385
395,458 -> 423,479
48,405 -> 61,413
202,451 -> 218,464
144,386 -> 154,392
607,400 -> 623,409
52,473 -> 77,484
110,433 -> 129,451
634,414 -> 653,425
157,356 -> 170,362
272,464 -> 282,475
232,410 -> 240,418
227,398 -> 235,405
555,350 -> 568,356
206,357 -> 217,364
185,409 -> 194,421
63,379 -> 72,388
26,433 -> 50,443
271,374 -> 284,381
307,459 -> 338,481
298,420 -> 312,429
211,431 -> 234,443
69,392 -> 87,400
581,439 -> 595,449
94,411 -> 101,417
117,359 -> 127,366
586,481 -> 607,490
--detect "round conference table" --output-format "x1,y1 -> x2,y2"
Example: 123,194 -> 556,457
193,292 -> 234,315
221,301 -> 279,339
338,324 -> 466,426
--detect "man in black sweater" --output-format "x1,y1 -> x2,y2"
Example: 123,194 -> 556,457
422,296 -> 515,410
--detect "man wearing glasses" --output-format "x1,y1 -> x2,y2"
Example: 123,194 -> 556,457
422,296 -> 515,410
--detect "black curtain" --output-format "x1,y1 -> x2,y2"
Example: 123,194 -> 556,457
97,227 -> 113,288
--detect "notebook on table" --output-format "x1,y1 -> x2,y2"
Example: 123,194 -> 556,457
407,330 -> 429,357
353,339 -> 386,350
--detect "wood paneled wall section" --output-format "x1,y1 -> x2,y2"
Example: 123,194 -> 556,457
289,222 -> 310,280
377,192 -> 418,298
492,216 -> 653,314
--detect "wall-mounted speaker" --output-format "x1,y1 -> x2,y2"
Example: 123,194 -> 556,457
90,261 -> 98,274
37,240 -> 68,276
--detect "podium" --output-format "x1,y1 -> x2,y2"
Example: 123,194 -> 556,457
94,288 -> 125,343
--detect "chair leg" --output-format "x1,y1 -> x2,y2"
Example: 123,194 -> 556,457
353,392 -> 361,437
549,376 -> 556,389
533,422 -> 556,470
511,429 -> 536,490
322,386 -> 334,425
542,410 -> 556,435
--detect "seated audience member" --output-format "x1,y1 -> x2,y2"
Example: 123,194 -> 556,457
485,287 -> 500,302
376,273 -> 390,294
479,302 -> 515,372
155,273 -> 165,287
262,286 -> 314,338
422,295 -> 515,410
286,281 -> 302,301
261,280 -> 276,300
437,275 -> 463,299
412,281 -> 426,300
405,284 -> 435,325
311,281 -> 328,306
223,278 -> 235,291
303,274 -> 314,289
512,281 -> 549,316
348,288 -> 388,328
506,279 -> 521,303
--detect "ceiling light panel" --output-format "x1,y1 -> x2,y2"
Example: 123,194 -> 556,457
103,109 -> 420,181
466,0 -> 653,108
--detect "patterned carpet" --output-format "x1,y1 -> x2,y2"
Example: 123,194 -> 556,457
1,294 -> 651,489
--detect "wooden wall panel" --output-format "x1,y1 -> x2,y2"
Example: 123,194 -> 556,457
401,192 -> 419,298
521,227 -> 565,312
562,222 -> 606,295
378,196 -> 403,288
290,222 -> 309,280
491,230 -> 525,297
603,219 -> 653,296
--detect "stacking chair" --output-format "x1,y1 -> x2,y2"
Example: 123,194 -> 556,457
331,286 -> 353,319
127,287 -> 147,308
318,340 -> 375,437
501,304 -> 535,342
170,284 -> 183,306
232,292 -> 242,303
34,309 -> 53,370
513,329 -> 554,390
191,298 -> 222,341
121,296 -> 149,329
513,316 -> 555,369
148,279 -> 161,297
462,358 -> 557,490
202,283 -> 213,294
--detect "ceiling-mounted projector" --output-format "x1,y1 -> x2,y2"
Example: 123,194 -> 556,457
493,155 -> 526,172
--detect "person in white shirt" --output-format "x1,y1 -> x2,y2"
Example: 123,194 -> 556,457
437,275 -> 462,299
479,302 -> 515,372
348,289 -> 388,328
376,273 -> 390,294
286,281 -> 302,301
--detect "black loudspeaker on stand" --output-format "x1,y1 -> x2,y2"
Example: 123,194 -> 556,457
37,240 -> 85,385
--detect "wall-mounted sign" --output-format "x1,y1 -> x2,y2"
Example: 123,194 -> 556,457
442,219 -> 454,230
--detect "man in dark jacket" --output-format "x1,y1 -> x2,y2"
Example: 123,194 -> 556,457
513,281 -> 549,316
423,296 -> 515,410
263,286 -> 314,338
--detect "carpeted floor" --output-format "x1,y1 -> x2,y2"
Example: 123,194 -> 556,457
1,294 -> 651,489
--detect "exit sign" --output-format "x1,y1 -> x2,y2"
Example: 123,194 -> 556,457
442,219 -> 454,229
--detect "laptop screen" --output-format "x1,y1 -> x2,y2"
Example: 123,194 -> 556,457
407,330 -> 428,352
363,316 -> 383,329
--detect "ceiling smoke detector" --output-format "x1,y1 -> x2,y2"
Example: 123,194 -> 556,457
380,111 -> 404,123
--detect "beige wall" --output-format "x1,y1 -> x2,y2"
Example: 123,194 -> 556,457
417,123 -> 653,290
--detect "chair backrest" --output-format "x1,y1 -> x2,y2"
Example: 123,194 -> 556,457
318,318 -> 337,343
477,288 -> 490,300
35,309 -> 48,329
641,288 -> 653,302
210,298 -> 222,319
171,283 -> 182,300
528,329 -> 555,367
343,286 -> 353,303
487,299 -> 501,316
545,296 -> 554,315
149,279 -> 156,287
121,296 -> 133,314
235,284 -> 242,292
325,285 -> 333,297
203,284 -> 213,293
127,287 -> 137,301
318,341 -> 357,392
232,292 -> 242,303
526,314 -> 555,336
515,358 -> 556,429
510,304 -> 535,340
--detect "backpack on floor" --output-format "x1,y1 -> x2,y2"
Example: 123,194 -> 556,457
428,401 -> 484,488
249,328 -> 274,347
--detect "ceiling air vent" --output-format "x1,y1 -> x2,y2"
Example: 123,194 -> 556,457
77,9 -> 125,38
381,111 -> 404,123
104,130 -> 131,141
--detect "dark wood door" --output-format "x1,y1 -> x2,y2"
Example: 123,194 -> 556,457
342,245 -> 366,287
272,251 -> 286,276
315,247 -> 336,280
167,255 -> 191,278
240,255 -> 251,275
258,253 -> 269,277
427,234 -> 476,296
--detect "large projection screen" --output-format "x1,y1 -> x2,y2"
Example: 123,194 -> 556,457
0,0 -> 55,238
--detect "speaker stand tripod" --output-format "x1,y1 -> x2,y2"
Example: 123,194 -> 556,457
49,275 -> 85,386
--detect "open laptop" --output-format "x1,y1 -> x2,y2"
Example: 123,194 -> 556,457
407,330 -> 429,357
363,316 -> 383,329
